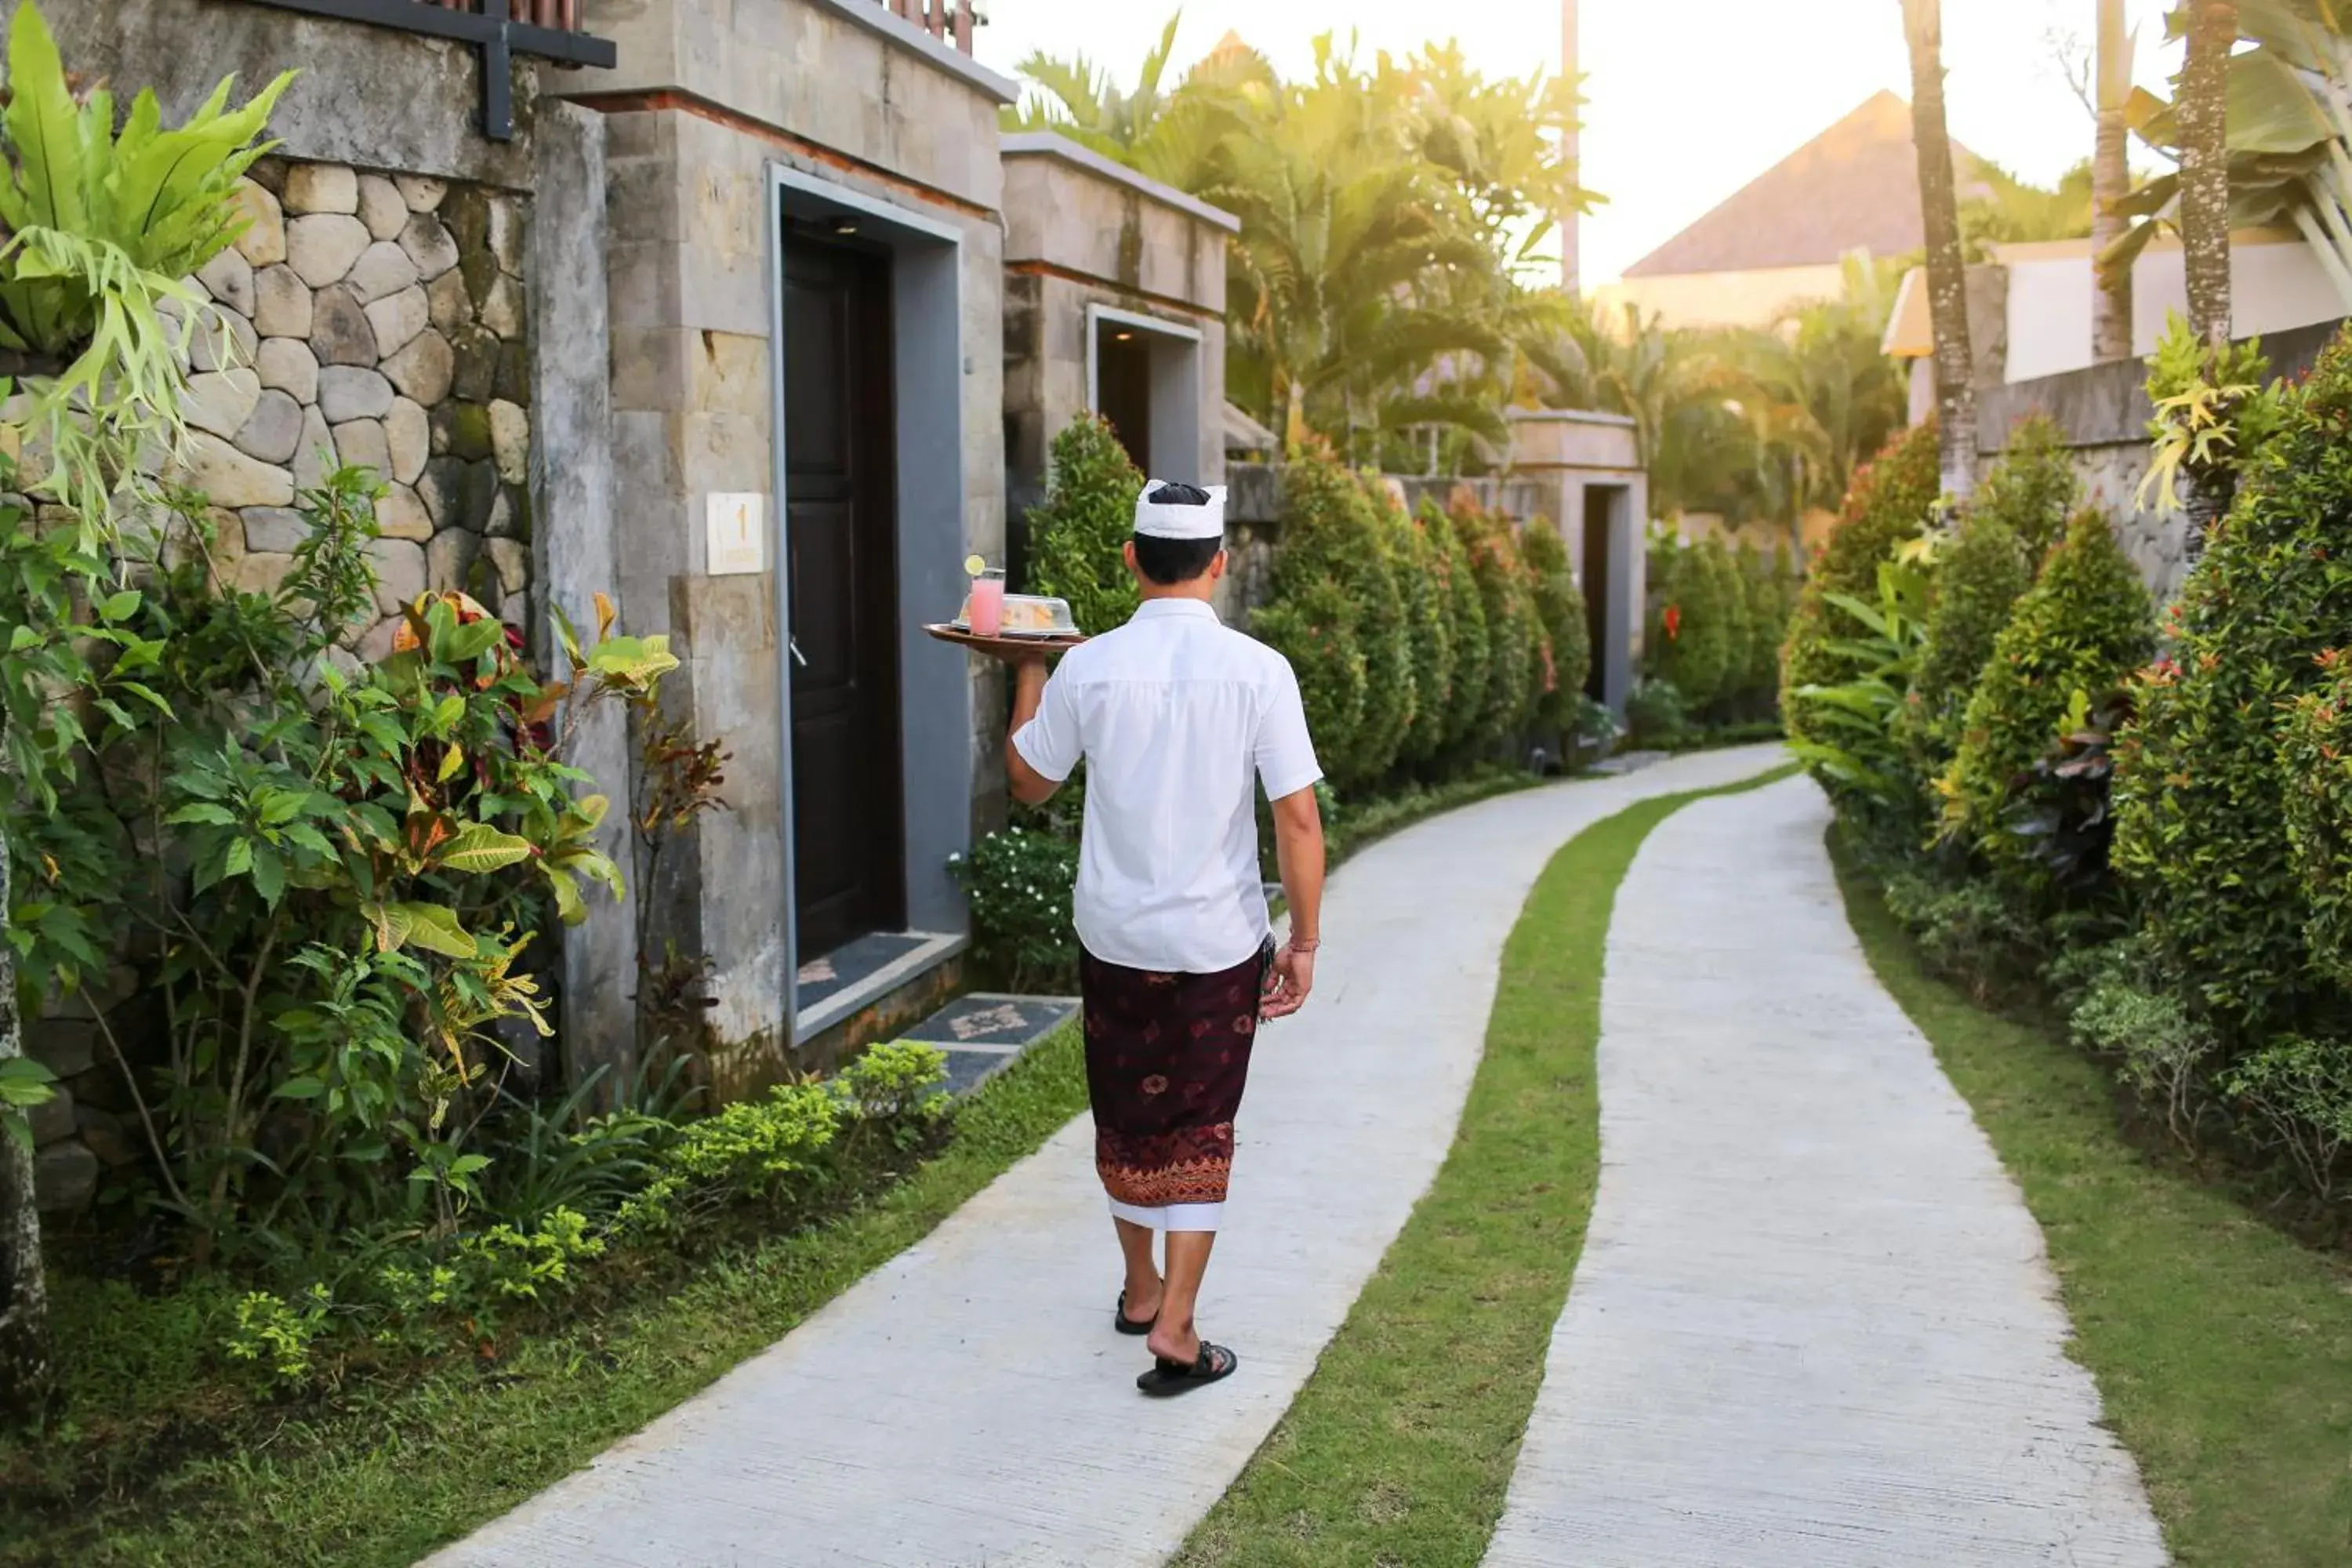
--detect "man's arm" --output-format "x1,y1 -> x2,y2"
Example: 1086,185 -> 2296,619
1004,658 -> 1061,807
1261,784 -> 1323,1020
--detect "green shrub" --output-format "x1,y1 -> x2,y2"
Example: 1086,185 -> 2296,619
949,824 -> 1083,993
1426,496 -> 1492,753
1522,516 -> 1591,731
1729,542 -> 1788,713
1784,560 -> 1932,817
1940,509 -> 2152,888
1374,480 -> 1454,766
1701,539 -> 1752,713
1903,417 -> 2075,771
1022,414 -> 1145,634
2277,652 -> 2352,990
1253,452 -> 1414,788
1973,412 -> 2076,563
1881,858 -> 2043,998
1646,532 -> 1731,707
1783,418 -> 1940,731
2113,324 -> 2352,1038
2218,1035 -> 2352,1200
0,467 -> 661,1253
1454,498 -> 1537,752
1625,675 -> 1693,749
2071,970 -> 2218,1142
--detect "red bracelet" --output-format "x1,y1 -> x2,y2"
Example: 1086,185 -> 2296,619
1287,938 -> 1320,953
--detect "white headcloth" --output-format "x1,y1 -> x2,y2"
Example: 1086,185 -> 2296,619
1132,481 -> 1229,541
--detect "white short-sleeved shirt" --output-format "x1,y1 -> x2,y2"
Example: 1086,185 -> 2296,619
1011,597 -> 1322,975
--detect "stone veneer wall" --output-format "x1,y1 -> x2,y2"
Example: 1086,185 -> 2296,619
1975,315 -> 2345,605
26,154 -> 545,1214
180,155 -> 537,661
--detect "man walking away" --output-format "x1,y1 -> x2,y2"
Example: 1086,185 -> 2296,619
1000,479 -> 1326,1396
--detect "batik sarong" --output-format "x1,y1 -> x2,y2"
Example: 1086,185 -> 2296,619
1079,940 -> 1272,1232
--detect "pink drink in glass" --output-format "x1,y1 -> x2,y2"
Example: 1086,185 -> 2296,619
969,571 -> 1005,637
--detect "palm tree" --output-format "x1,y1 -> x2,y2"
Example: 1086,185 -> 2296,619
2180,1 -> 2241,350
2093,0 -> 2136,360
1746,257 -> 1910,512
1207,49 -> 1512,449
1004,13 -> 1273,192
1901,0 -> 1977,502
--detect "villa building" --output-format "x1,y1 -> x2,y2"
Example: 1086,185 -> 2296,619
20,0 -> 1653,1211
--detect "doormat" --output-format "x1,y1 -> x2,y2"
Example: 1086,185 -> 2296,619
797,931 -> 932,1011
901,993 -> 1080,1098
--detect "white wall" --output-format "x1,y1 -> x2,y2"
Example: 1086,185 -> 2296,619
2004,238 -> 2345,383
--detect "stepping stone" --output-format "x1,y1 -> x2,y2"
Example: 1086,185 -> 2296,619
901,993 -> 1079,1098
796,931 -> 932,1010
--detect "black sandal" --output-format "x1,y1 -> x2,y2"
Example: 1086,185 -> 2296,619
1136,1341 -> 1239,1396
1114,1288 -> 1156,1335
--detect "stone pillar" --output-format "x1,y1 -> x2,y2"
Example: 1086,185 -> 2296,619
531,101 -> 637,1097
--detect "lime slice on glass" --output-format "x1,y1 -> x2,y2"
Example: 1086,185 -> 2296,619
964,554 -> 986,577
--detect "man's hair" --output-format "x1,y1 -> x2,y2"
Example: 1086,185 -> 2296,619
1131,533 -> 1223,584
1131,481 -> 1221,584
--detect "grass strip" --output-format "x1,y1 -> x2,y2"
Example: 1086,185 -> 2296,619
7,1026 -> 1091,1568
1177,763 -> 1796,1568
1832,843 -> 2352,1568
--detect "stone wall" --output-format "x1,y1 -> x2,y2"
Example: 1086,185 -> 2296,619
181,157 -> 538,659
27,153 -> 546,1214
1976,316 -> 2345,604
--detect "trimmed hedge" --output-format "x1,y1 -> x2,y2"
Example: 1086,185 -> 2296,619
1253,454 -> 1414,789
1454,496 -> 1538,754
1940,508 -> 2153,889
1523,516 -> 1592,732
1387,487 -> 1457,767
1023,414 -> 1144,634
1428,495 -> 1493,754
2113,329 -> 2352,1039
1904,416 -> 2076,772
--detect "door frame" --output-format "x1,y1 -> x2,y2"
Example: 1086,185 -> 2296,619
1083,303 -> 1205,484
767,165 -> 971,1038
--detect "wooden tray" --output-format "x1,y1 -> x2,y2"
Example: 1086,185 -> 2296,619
924,622 -> 1087,657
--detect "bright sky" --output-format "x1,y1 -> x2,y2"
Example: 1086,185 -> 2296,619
975,0 -> 2187,285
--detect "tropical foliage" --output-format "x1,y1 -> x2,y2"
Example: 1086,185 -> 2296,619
2113,0 -> 2352,308
0,3 -> 292,537
1011,24 -> 1586,452
1802,313 -> 2352,1234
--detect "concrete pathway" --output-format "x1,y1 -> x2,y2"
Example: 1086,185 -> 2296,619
1485,776 -> 2168,1567
425,746 -> 1789,1568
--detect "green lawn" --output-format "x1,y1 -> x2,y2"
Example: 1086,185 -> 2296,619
5,1027 -> 1091,1568
1835,844 -> 2352,1568
1177,767 -> 1795,1568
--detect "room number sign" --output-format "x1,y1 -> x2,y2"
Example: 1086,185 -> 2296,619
706,492 -> 768,575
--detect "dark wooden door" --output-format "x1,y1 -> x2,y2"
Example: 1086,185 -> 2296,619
785,235 -> 905,960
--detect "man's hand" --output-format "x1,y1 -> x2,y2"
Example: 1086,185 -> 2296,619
1263,783 -> 1323,1021
1260,943 -> 1316,1020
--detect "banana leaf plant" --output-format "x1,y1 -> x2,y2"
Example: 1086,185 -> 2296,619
1786,561 -> 1931,804
2111,0 -> 2352,309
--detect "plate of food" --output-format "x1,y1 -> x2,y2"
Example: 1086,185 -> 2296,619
929,562 -> 1086,654
924,620 -> 1087,656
